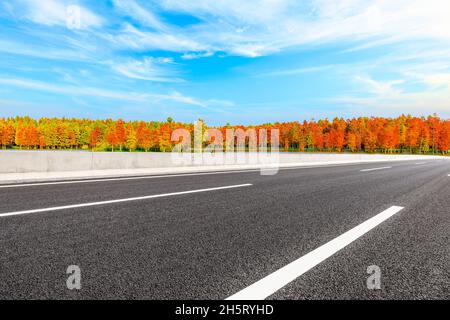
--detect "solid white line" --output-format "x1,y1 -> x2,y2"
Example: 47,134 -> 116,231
414,162 -> 427,165
0,163 -> 385,189
226,205 -> 404,300
0,184 -> 252,218
0,159 -> 430,189
360,166 -> 392,172
0,171 -> 259,188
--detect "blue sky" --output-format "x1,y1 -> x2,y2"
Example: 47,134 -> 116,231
0,0 -> 450,125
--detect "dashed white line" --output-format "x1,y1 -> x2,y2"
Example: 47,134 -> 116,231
226,205 -> 404,300
0,184 -> 252,218
360,166 -> 392,172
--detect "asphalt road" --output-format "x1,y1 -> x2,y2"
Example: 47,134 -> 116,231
0,160 -> 449,299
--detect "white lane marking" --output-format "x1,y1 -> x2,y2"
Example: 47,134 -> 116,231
414,162 -> 427,165
0,171 -> 260,188
0,159 -> 433,189
0,184 -> 252,218
360,166 -> 392,172
226,205 -> 404,300
0,163 -> 387,189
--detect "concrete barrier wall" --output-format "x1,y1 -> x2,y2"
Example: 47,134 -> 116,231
0,150 -> 445,173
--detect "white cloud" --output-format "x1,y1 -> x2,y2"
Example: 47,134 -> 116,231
113,57 -> 183,82
0,39 -> 95,62
162,91 -> 206,107
354,75 -> 405,96
21,0 -> 103,29
205,99 -> 235,108
332,73 -> 450,114
181,51 -> 214,60
159,0 -> 293,25
422,74 -> 450,90
112,0 -> 167,31
115,23 -> 205,52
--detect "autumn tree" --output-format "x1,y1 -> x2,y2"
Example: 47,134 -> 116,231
15,122 -> 26,149
330,118 -> 346,152
136,122 -> 152,151
158,124 -> 172,152
106,125 -> 119,152
0,119 -> 14,149
115,119 -> 126,151
438,122 -> 450,154
126,123 -> 137,151
89,126 -> 102,151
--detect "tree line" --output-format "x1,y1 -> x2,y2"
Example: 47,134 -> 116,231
0,115 -> 449,154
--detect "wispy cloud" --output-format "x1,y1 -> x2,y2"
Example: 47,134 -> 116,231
114,23 -> 205,52
112,0 -> 167,31
0,77 -> 233,110
354,75 -> 405,96
0,77 -> 148,101
260,65 -> 337,77
144,0 -> 450,57
112,57 -> 184,82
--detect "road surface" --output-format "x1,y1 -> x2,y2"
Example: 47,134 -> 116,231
0,160 -> 449,299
